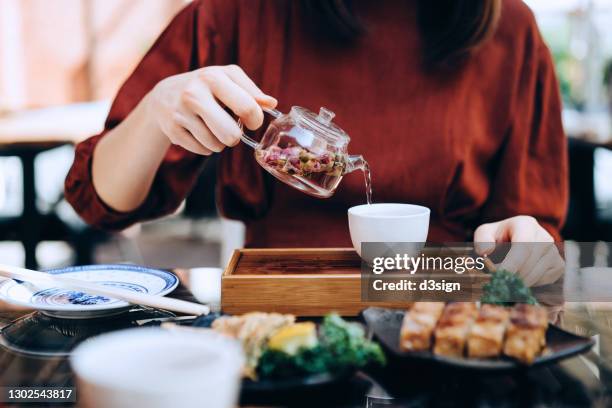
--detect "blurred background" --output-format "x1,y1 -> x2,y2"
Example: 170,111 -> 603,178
0,0 -> 610,270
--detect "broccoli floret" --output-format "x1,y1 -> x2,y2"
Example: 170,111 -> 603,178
481,269 -> 537,306
319,313 -> 386,370
256,314 -> 385,379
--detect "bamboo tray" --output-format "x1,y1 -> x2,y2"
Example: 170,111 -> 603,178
221,248 -> 413,316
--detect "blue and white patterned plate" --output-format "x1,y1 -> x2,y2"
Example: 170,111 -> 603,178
0,264 -> 179,319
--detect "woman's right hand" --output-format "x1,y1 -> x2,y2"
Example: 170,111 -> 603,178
146,65 -> 277,155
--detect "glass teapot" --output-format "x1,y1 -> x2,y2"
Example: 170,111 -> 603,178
239,106 -> 367,198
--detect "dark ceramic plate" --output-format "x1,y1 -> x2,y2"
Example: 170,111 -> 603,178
241,371 -> 353,393
361,307 -> 594,371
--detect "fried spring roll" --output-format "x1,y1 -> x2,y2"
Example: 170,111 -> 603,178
400,302 -> 445,351
433,302 -> 478,357
467,304 -> 510,358
503,304 -> 548,364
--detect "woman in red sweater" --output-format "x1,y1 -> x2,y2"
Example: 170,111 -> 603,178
65,0 -> 567,280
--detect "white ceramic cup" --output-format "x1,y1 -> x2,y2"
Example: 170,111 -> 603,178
348,203 -> 431,259
188,267 -> 223,312
71,327 -> 244,408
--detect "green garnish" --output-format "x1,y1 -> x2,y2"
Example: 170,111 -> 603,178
481,269 -> 537,306
257,313 -> 385,379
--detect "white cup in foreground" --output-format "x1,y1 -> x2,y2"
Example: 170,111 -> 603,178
71,327 -> 244,408
348,203 -> 430,259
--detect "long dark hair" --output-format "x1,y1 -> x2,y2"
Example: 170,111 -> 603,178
301,0 -> 502,66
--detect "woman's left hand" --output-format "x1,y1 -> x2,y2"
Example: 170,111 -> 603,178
474,216 -> 564,287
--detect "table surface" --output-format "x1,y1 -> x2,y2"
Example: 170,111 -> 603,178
0,101 -> 109,146
1,268 -> 611,407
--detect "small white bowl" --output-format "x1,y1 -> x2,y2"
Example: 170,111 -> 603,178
188,267 -> 223,312
348,203 -> 430,258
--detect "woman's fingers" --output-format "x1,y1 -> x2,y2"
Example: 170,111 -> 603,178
519,228 -> 559,286
474,217 -> 535,258
198,99 -> 243,147
171,65 -> 278,151
176,113 -> 225,153
200,69 -> 264,130
474,216 -> 559,286
523,244 -> 564,287
473,222 -> 498,256
182,82 -> 242,147
500,218 -> 538,274
224,65 -> 278,108
152,65 -> 274,154
499,243 -> 532,275
168,125 -> 213,156
517,243 -> 550,286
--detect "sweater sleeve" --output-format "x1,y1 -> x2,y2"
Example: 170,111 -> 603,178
64,1 -> 219,231
481,29 -> 568,241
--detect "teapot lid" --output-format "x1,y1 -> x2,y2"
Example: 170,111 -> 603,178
290,106 -> 350,145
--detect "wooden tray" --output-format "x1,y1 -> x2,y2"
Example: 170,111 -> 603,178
221,248 -> 413,316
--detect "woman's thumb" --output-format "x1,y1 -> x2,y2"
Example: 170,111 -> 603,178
474,222 -> 499,255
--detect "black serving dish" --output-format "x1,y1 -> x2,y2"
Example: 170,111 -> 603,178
361,307 -> 595,372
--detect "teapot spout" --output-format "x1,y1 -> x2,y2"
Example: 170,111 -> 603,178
344,154 -> 366,175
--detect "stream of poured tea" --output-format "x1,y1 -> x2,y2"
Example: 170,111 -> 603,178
363,162 -> 372,205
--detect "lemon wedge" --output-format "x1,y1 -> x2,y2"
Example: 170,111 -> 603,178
267,322 -> 318,355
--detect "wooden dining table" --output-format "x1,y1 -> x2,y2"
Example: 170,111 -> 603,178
0,267 -> 611,407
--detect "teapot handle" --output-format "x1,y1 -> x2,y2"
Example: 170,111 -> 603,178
238,107 -> 282,149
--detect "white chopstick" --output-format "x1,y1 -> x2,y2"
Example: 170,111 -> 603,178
0,264 -> 209,316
